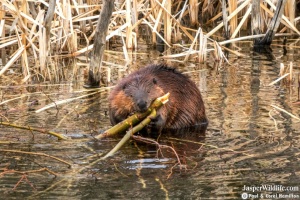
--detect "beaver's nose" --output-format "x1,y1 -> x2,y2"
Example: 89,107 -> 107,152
137,100 -> 147,112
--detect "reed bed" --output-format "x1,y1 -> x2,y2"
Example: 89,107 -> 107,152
0,0 -> 299,82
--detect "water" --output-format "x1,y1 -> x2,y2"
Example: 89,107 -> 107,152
1,41 -> 300,199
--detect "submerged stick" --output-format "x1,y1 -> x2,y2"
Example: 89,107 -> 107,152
96,92 -> 170,139
0,121 -> 68,140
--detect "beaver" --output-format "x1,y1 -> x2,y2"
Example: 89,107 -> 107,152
108,64 -> 207,130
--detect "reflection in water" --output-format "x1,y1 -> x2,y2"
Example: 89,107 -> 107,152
0,44 -> 300,199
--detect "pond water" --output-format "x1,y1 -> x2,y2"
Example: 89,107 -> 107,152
1,40 -> 300,199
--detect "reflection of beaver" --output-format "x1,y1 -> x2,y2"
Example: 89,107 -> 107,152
108,64 -> 207,130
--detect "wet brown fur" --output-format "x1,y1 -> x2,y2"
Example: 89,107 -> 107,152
108,64 -> 207,130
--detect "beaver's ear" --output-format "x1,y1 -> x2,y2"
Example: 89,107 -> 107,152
122,84 -> 127,90
152,78 -> 157,84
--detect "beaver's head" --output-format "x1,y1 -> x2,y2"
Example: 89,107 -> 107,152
122,75 -> 164,112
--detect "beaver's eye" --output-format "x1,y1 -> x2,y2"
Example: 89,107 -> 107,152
152,78 -> 157,84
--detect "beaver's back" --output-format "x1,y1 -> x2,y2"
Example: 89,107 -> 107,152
108,64 -> 207,129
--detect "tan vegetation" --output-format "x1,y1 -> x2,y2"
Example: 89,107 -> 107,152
0,0 -> 299,82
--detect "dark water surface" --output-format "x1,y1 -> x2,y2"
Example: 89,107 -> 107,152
1,42 -> 300,199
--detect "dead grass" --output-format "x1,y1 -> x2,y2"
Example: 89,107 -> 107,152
0,0 -> 299,81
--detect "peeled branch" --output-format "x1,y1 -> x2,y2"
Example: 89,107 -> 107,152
96,92 -> 170,139
102,109 -> 157,159
99,92 -> 170,159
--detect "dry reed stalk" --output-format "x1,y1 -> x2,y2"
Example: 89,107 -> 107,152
279,63 -> 285,76
285,0 -> 295,33
222,0 -> 230,39
219,34 -> 265,45
161,49 -> 196,59
153,0 -> 165,45
260,3 -> 292,33
78,0 -> 86,33
121,32 -> 130,61
228,0 -> 237,36
164,0 -> 172,44
177,0 -> 188,23
230,4 -> 251,39
59,0 -> 69,51
276,62 -> 293,84
264,0 -> 300,35
38,13 -> 47,77
130,2 -> 159,44
206,0 -> 250,37
0,18 -> 6,65
28,11 -> 43,43
0,38 -> 18,50
202,0 -> 220,20
21,45 -> 30,83
132,0 -> 138,36
221,45 -> 246,57
189,0 -> 198,26
45,0 -> 55,49
0,2 -> 4,23
0,94 -> 29,106
12,0 -> 30,81
184,27 -> 202,62
173,24 -> 182,43
153,0 -> 194,42
69,17 -> 130,57
206,9 -> 224,25
66,0 -> 77,53
0,45 -> 24,76
213,41 -> 229,63
212,41 -> 221,62
142,18 -> 171,47
289,61 -> 293,83
150,0 -> 158,44
72,8 -> 101,23
198,28 -> 207,63
125,0 -> 133,49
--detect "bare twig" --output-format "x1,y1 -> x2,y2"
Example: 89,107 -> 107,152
0,149 -> 72,167
0,121 -> 68,140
